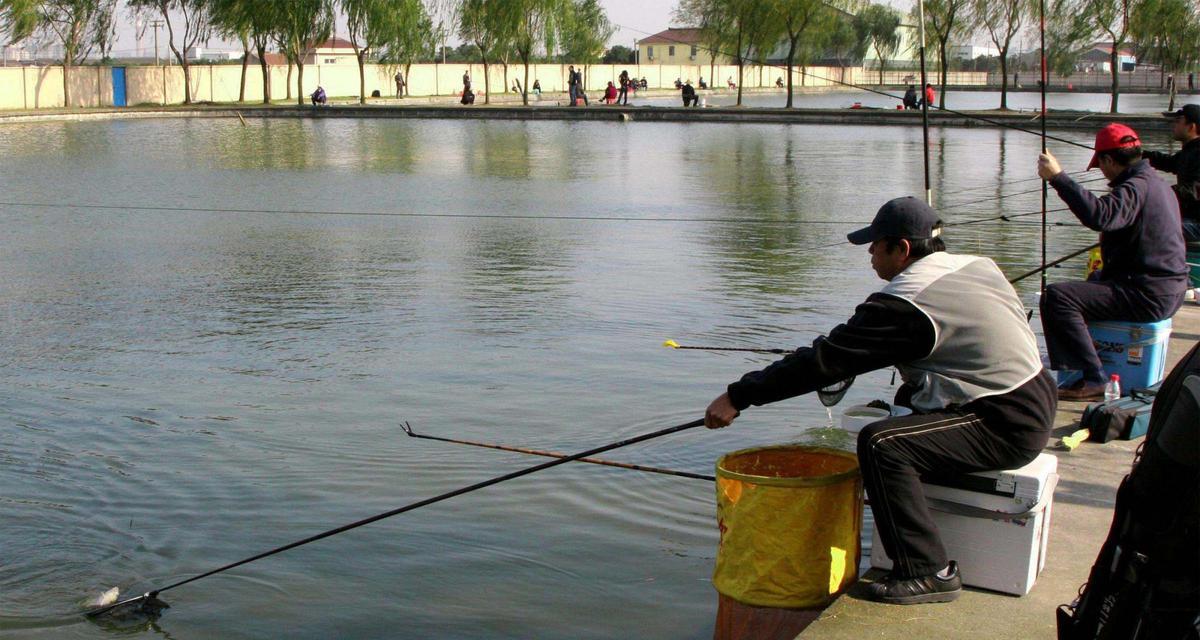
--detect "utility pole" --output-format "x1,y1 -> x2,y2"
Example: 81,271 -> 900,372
150,19 -> 164,66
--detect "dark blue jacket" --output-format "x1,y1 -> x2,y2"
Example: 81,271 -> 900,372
1049,160 -> 1187,298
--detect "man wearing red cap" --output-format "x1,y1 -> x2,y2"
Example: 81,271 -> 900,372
1038,123 -> 1188,400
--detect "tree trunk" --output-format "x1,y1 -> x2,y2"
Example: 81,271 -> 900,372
999,53 -> 1009,110
481,54 -> 491,104
404,62 -> 411,97
286,63 -> 293,101
939,39 -> 949,109
258,45 -> 270,104
1109,49 -> 1119,113
785,37 -> 797,108
357,50 -> 366,104
62,61 -> 72,107
181,59 -> 192,104
296,61 -> 305,106
239,44 -> 249,102
521,52 -> 530,105
735,28 -> 744,106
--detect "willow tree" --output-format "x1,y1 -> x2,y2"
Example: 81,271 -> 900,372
457,0 -> 509,103
1069,0 -> 1134,113
209,0 -> 252,102
375,0 -> 438,100
129,0 -> 211,104
0,0 -> 115,107
915,0 -> 969,108
675,0 -> 780,106
499,0 -> 559,105
557,0 -> 613,95
272,0 -> 334,106
855,4 -> 900,86
211,0 -> 278,103
1129,0 -> 1199,108
343,0 -> 430,104
972,0 -> 1031,110
770,0 -> 826,107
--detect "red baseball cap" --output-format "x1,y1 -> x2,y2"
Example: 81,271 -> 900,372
1087,123 -> 1141,169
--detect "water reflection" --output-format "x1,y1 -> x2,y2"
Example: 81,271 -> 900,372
457,223 -> 575,336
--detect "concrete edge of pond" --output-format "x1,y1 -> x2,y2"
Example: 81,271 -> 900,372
0,103 -> 1176,132
796,303 -> 1200,639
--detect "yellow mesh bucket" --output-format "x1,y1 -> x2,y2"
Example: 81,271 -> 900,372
713,445 -> 863,608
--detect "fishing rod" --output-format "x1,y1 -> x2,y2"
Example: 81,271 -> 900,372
662,339 -> 787,354
1008,242 -> 1099,284
400,422 -> 716,481
1039,0 -> 1050,299
86,416 -> 707,620
918,0 -> 932,206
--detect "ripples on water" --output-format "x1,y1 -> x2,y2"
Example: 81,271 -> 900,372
0,115 -> 1134,637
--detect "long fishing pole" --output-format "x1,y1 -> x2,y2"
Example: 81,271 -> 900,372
1039,0 -> 1050,298
401,422 -> 716,481
918,0 -> 932,206
86,416 -> 707,619
662,339 -> 787,354
1008,242 -> 1099,284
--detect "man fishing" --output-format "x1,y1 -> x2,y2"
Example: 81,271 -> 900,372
705,197 -> 1056,605
1038,123 -> 1188,400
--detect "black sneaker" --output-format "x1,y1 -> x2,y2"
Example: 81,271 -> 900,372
865,561 -> 962,605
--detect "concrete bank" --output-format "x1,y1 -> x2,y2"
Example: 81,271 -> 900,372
799,303 -> 1200,639
0,102 -> 1174,133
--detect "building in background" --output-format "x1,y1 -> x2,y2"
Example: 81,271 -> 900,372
186,47 -> 243,62
636,28 -> 730,66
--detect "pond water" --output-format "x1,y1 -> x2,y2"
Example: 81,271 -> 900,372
622,87 -> 1189,113
0,115 -> 1154,638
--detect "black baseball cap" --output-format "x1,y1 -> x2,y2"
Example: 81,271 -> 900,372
1162,104 -> 1199,125
847,197 -> 943,245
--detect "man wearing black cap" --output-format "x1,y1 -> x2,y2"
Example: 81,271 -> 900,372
1145,104 -> 1200,242
705,197 -> 1056,605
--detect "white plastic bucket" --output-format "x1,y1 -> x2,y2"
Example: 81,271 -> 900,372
841,405 -> 912,434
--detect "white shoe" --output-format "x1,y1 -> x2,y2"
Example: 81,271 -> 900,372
1187,288 -> 1196,302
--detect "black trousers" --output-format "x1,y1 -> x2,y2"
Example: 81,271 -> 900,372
857,411 -> 1042,578
1041,280 -> 1183,383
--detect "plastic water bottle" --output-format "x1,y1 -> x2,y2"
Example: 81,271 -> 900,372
1104,374 -> 1121,403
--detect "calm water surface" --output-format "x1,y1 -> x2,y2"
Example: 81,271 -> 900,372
626,87 -> 1187,112
0,116 -> 1141,638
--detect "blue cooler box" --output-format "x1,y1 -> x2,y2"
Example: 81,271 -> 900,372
1058,319 -> 1173,393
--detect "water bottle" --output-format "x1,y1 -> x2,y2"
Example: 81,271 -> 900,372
1104,374 -> 1121,403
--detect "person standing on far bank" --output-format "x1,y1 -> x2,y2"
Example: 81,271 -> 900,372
705,197 -> 1056,605
1038,123 -> 1188,400
394,70 -> 406,98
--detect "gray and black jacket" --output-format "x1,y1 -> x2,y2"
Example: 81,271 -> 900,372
727,253 -> 1056,451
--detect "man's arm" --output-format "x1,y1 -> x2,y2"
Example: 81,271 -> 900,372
1143,149 -> 1178,173
1048,171 -> 1144,232
724,293 -> 936,412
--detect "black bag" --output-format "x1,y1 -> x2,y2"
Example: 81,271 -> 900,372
1057,343 -> 1200,640
1080,386 -> 1158,443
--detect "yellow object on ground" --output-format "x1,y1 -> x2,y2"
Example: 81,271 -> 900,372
1059,428 -> 1091,451
713,445 -> 863,608
663,339 -> 680,348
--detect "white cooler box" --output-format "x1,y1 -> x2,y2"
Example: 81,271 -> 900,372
870,452 -> 1059,596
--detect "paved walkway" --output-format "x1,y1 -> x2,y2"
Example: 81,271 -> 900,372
800,303 -> 1199,639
